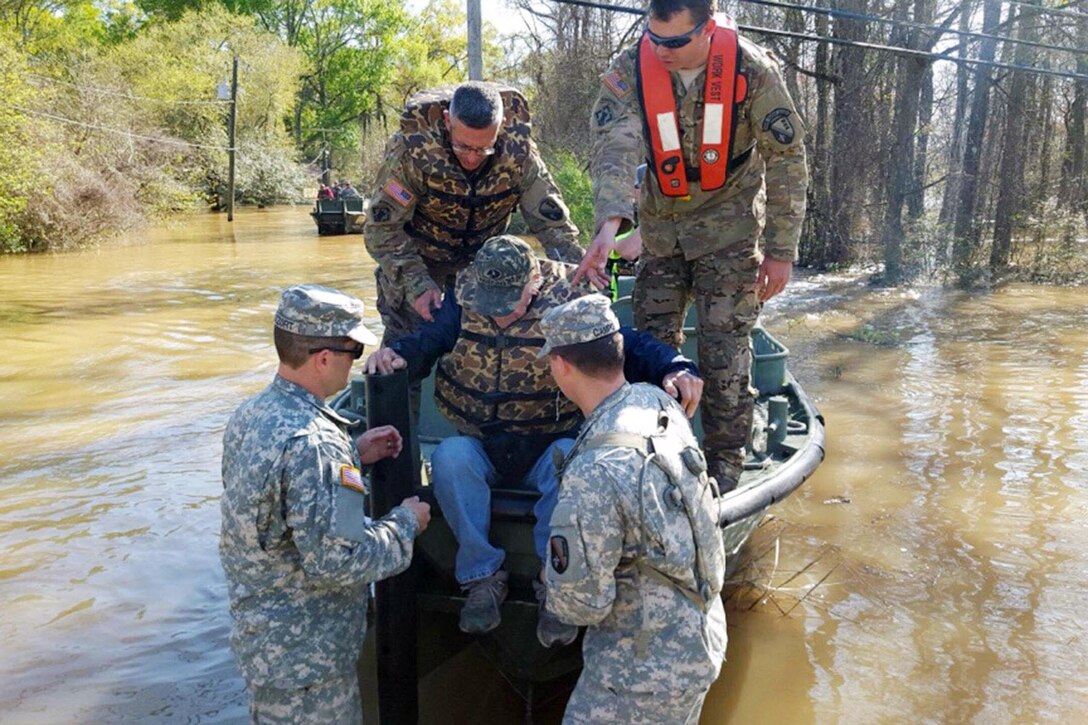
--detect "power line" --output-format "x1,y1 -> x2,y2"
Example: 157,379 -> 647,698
744,23 -> 1088,80
24,73 -> 231,106
1003,0 -> 1088,21
10,106 -> 232,151
742,0 -> 1088,57
548,0 -> 1088,81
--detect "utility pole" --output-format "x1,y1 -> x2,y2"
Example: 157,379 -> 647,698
467,0 -> 482,80
227,55 -> 238,222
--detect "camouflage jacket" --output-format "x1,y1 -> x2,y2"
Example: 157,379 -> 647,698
365,86 -> 584,306
590,36 -> 808,261
434,259 -> 595,437
545,383 -> 727,693
388,270 -> 700,439
219,375 -> 419,688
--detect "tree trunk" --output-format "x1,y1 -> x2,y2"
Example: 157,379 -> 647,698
952,0 -> 1002,286
990,6 -> 1039,274
828,0 -> 871,266
802,12 -> 833,268
908,65 -> 933,221
938,0 -> 976,230
880,0 -> 931,283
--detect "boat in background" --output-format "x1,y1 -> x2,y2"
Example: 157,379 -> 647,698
311,197 -> 368,235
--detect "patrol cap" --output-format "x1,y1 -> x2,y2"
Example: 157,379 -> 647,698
274,284 -> 379,345
537,294 -> 620,358
462,235 -> 541,316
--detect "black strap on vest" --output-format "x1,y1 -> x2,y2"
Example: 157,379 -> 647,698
459,330 -> 546,349
434,384 -> 582,428
428,185 -> 519,209
407,217 -> 509,252
436,364 -> 555,403
682,144 -> 755,182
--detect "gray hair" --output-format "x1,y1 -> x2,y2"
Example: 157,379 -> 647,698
449,82 -> 503,129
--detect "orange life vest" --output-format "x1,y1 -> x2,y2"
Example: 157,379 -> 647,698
637,15 -> 749,197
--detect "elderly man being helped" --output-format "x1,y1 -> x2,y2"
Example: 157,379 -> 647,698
365,235 -> 703,646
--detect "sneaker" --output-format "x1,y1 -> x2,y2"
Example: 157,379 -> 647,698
533,578 -> 578,648
459,570 -> 509,634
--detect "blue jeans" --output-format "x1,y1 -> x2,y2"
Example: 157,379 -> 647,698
431,435 -> 575,585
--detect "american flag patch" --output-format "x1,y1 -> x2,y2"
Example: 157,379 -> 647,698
603,71 -> 631,98
340,465 -> 366,494
383,178 -> 415,207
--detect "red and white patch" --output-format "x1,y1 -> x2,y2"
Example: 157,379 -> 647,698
340,465 -> 366,494
383,178 -> 415,207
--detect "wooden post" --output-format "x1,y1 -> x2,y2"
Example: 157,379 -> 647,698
227,55 -> 238,222
366,370 -> 420,725
467,0 -> 482,81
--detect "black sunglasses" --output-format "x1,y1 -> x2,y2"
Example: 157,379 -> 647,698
646,19 -> 708,49
309,345 -> 364,360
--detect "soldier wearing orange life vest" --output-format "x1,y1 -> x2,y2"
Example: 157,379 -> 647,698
575,0 -> 808,489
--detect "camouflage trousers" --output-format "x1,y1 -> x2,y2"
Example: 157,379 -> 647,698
562,678 -> 708,724
247,673 -> 361,725
633,244 -> 761,484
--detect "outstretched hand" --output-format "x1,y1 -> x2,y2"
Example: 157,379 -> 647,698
365,347 -> 407,375
572,219 -> 623,288
662,370 -> 703,418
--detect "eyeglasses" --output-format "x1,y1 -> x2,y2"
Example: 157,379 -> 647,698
645,19 -> 708,49
451,142 -> 496,157
309,345 -> 364,360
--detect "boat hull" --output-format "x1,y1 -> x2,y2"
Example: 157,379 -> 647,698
331,287 -> 825,718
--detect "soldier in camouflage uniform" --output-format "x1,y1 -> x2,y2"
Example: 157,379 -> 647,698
220,284 -> 431,724
365,236 -> 703,643
541,295 -> 728,724
574,0 -> 808,488
365,81 -> 600,346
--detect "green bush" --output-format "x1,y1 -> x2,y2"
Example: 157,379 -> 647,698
545,149 -> 594,245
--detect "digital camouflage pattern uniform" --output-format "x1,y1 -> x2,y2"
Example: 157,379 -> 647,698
365,85 -> 585,345
545,380 -> 727,724
590,32 -> 808,483
220,286 -> 419,724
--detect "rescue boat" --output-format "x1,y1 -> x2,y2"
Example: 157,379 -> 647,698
330,277 -> 825,721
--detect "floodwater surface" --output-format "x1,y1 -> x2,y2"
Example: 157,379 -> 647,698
1,208 -> 1085,723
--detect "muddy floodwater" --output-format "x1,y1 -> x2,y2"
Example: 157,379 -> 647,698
2,208 -> 1086,723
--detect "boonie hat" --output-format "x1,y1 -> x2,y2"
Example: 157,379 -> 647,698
274,284 -> 379,345
462,235 -> 541,316
537,294 -> 620,358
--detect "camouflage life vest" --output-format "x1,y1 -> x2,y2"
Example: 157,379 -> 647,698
400,85 -> 533,265
435,260 -> 586,437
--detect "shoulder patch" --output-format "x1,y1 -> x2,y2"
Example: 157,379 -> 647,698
370,202 -> 393,223
762,108 -> 796,145
602,71 -> 631,98
340,464 -> 366,494
538,197 -> 565,221
383,178 -> 415,207
594,102 -> 615,127
550,535 -> 569,573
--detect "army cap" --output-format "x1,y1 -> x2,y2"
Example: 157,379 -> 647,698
537,294 -> 620,358
274,284 -> 379,345
463,235 -> 541,316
